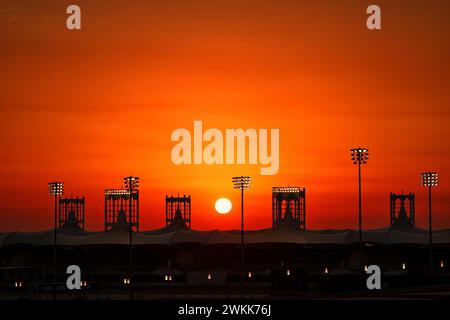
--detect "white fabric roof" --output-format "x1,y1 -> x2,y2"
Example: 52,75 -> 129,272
1,226 -> 450,247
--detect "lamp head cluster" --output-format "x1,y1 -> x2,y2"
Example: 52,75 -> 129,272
104,189 -> 130,196
350,147 -> 369,165
272,187 -> 301,194
232,176 -> 251,190
124,176 -> 140,191
421,172 -> 439,187
48,182 -> 64,196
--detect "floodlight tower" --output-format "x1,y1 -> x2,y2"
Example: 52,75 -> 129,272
59,196 -> 85,229
166,195 -> 191,229
124,175 -> 139,299
104,188 -> 139,231
232,176 -> 251,299
420,172 -> 439,273
272,187 -> 306,229
390,192 -> 415,227
350,147 -> 369,271
48,182 -> 64,289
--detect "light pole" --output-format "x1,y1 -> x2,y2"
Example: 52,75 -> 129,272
232,176 -> 251,300
48,181 -> 64,297
350,147 -> 369,272
124,175 -> 139,300
420,172 -> 438,274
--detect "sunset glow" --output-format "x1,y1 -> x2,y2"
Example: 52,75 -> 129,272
0,1 -> 449,232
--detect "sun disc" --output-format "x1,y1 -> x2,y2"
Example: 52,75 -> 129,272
215,198 -> 232,214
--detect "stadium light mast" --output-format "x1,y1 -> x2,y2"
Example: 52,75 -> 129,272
124,175 -> 139,300
48,181 -> 64,295
350,147 -> 369,272
420,172 -> 438,274
232,176 -> 251,299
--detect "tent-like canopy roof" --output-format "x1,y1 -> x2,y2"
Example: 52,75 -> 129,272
1,226 -> 450,247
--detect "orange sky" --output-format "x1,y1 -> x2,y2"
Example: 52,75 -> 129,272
0,0 -> 449,232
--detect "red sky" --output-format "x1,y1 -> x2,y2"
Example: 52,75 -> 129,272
0,0 -> 449,232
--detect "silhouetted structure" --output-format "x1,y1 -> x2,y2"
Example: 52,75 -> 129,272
104,189 -> 139,231
390,192 -> 415,227
58,196 -> 85,230
421,171 -> 439,273
272,187 -> 306,229
2,182 -> 450,299
166,195 -> 191,229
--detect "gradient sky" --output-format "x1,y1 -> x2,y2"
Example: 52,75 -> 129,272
0,0 -> 449,232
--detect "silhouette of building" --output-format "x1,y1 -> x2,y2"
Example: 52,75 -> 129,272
272,187 -> 306,229
166,194 -> 191,230
104,188 -> 139,231
58,196 -> 85,230
2,187 -> 450,298
390,192 -> 415,227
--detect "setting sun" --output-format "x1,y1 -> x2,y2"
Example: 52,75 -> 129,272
215,198 -> 232,214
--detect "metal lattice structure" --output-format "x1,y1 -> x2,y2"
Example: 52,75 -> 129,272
104,189 -> 139,231
272,187 -> 306,230
390,192 -> 415,227
58,196 -> 85,229
166,195 -> 191,229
